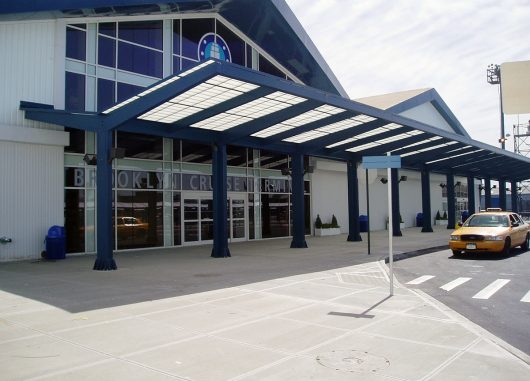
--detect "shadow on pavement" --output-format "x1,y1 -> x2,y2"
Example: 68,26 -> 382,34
0,229 -> 451,314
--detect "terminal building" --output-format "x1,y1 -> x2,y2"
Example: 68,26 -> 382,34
1,0 -> 529,267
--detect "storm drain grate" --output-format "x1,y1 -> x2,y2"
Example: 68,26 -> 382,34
316,349 -> 390,374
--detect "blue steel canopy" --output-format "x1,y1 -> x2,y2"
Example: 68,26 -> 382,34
21,59 -> 530,181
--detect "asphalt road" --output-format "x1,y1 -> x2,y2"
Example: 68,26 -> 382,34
393,247 -> 530,356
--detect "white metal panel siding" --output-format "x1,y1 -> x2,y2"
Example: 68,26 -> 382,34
0,21 -> 58,131
0,141 -> 64,261
399,103 -> 455,134
311,160 -> 348,234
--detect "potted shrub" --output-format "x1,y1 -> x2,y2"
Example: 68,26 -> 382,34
315,214 -> 341,236
437,210 -> 448,226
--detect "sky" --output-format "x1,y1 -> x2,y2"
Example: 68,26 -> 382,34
285,0 -> 530,152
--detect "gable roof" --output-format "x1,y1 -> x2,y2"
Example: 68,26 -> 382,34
355,88 -> 470,138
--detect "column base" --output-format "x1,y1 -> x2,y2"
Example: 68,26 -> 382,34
421,227 -> 434,233
211,247 -> 231,258
392,231 -> 403,237
347,234 -> 362,242
290,239 -> 308,248
93,257 -> 117,271
447,225 -> 455,230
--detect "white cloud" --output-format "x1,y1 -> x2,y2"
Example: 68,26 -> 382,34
285,0 -> 530,150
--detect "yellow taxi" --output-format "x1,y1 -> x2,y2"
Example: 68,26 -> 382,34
449,209 -> 530,256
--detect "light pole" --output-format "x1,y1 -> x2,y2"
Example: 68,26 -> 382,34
487,64 -> 506,150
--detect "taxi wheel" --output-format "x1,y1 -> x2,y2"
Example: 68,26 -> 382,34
521,233 -> 530,251
501,238 -> 511,256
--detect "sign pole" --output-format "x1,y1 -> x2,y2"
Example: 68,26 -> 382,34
362,154 -> 400,297
387,152 -> 394,296
366,168 -> 371,255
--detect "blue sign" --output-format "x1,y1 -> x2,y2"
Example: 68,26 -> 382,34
362,155 -> 401,169
198,33 -> 231,62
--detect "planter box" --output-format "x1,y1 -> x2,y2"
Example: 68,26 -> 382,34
315,228 -> 341,236
435,219 -> 448,226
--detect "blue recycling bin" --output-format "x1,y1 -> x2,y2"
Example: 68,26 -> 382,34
45,225 -> 66,260
359,215 -> 368,232
416,213 -> 423,227
461,210 -> 470,224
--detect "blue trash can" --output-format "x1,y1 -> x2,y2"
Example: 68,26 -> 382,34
416,213 -> 423,227
45,225 -> 66,260
461,211 -> 469,224
359,215 -> 368,232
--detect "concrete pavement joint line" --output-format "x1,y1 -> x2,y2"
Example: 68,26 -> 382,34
206,285 -> 385,336
305,279 -> 381,291
122,286 -> 384,359
419,337 -> 482,381
377,260 -> 391,283
355,329 -> 478,352
228,314 -> 401,381
2,317 -> 191,381
411,288 -> 530,366
23,359 -> 117,381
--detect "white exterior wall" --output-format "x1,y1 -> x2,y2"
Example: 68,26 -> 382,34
399,103 -> 456,134
311,161 -> 448,233
0,20 -> 69,261
310,160 -> 348,233
0,20 -> 60,131
0,140 -> 65,261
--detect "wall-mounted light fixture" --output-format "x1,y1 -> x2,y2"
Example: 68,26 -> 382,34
281,164 -> 314,177
380,177 -> 388,184
82,154 -> 97,165
454,181 -> 462,188
439,183 -> 447,189
399,176 -> 407,183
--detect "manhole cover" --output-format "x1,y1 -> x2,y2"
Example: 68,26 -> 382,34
316,349 -> 390,373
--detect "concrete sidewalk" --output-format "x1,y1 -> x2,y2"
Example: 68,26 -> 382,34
1,228 -> 529,380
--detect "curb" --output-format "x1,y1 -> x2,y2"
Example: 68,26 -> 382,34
384,245 -> 449,263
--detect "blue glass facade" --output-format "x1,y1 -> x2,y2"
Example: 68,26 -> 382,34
63,15 -> 310,254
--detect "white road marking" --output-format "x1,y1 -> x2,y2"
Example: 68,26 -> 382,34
472,279 -> 510,300
406,275 -> 435,285
440,277 -> 472,291
521,290 -> 530,303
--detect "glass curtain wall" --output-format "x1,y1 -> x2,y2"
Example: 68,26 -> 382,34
63,16 -> 308,254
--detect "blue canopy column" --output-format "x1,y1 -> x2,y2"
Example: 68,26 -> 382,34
391,168 -> 402,236
421,167 -> 433,232
511,180 -> 519,212
93,129 -> 117,270
499,178 -> 507,211
467,175 -> 476,215
347,161 -> 362,242
446,172 -> 456,230
290,152 -> 308,248
211,143 -> 231,258
484,177 -> 492,209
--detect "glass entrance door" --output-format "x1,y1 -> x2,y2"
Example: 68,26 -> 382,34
182,193 -> 246,244
229,196 -> 246,242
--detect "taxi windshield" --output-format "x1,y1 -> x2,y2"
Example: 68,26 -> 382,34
463,214 -> 509,228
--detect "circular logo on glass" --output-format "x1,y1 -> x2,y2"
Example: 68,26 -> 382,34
198,33 -> 231,62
